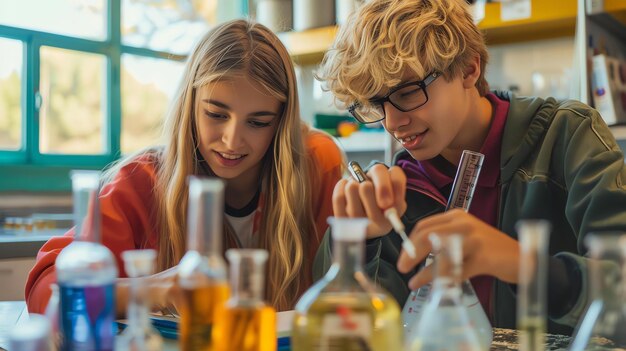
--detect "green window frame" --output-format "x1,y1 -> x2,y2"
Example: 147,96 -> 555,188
0,0 -> 248,191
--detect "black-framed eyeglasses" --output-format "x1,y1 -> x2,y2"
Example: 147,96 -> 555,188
347,71 -> 441,124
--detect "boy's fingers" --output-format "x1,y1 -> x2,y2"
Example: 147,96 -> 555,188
389,166 -> 407,213
359,181 -> 388,227
345,181 -> 366,217
408,265 -> 434,290
368,164 -> 394,209
332,179 -> 348,217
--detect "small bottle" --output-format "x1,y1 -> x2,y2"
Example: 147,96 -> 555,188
56,170 -> 117,351
407,234 -> 482,351
9,314 -> 53,351
178,177 -> 230,351
570,232 -> 626,350
516,220 -> 550,351
292,217 -> 403,351
116,249 -> 163,351
214,249 -> 276,351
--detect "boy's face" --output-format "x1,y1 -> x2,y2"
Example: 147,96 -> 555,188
381,69 -> 473,161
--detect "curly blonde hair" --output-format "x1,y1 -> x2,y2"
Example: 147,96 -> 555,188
317,0 -> 489,108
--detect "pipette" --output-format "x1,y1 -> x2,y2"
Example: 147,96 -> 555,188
348,161 -> 416,259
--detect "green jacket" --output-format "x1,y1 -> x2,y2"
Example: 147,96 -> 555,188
313,91 -> 626,335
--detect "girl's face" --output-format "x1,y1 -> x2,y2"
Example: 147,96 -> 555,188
195,76 -> 281,185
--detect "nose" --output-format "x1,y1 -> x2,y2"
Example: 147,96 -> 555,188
221,119 -> 245,151
382,102 -> 411,132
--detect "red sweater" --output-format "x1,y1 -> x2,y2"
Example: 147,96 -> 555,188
25,131 -> 343,313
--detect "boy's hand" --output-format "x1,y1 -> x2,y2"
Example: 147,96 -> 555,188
397,209 -> 521,288
333,164 -> 407,238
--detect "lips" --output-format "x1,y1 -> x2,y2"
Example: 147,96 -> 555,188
218,152 -> 244,160
397,130 -> 428,149
213,151 -> 247,167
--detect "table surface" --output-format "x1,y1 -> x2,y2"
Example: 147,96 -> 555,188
0,301 -> 572,351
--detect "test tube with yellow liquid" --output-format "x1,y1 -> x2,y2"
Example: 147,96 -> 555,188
178,177 -> 230,351
213,249 -> 276,351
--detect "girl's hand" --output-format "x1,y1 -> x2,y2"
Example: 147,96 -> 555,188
116,265 -> 181,317
397,209 -> 521,289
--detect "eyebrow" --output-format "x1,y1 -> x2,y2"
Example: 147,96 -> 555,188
202,99 -> 278,117
370,78 -> 421,101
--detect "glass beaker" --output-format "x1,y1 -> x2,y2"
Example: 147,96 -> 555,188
291,217 -> 403,351
406,234 -> 483,351
570,233 -> 626,350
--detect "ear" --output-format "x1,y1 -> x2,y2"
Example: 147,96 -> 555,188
462,55 -> 481,89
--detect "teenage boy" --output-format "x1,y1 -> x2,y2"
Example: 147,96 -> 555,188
314,0 -> 626,334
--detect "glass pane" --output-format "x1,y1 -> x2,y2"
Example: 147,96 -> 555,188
0,0 -> 106,40
40,46 -> 105,154
0,38 -> 22,150
122,0 -> 217,55
121,54 -> 184,153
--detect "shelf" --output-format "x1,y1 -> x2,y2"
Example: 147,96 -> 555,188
278,26 -> 338,66
336,131 -> 386,153
479,0 -> 577,45
279,0 -> 584,65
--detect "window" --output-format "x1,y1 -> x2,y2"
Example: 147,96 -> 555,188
0,37 -> 22,151
121,54 -> 184,153
0,0 -> 245,190
40,47 -> 106,155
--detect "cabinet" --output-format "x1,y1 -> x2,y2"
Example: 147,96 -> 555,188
0,258 -> 36,301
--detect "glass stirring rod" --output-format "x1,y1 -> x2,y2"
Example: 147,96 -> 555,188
348,161 -> 417,258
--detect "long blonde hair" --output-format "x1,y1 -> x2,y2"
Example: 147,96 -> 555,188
317,0 -> 489,108
105,20 -> 315,310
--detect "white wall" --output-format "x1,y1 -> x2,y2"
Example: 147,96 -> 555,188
485,37 -> 576,99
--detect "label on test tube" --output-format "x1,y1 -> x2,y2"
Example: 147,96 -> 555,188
446,150 -> 484,212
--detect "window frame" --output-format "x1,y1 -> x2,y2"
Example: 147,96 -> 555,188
0,0 -> 246,191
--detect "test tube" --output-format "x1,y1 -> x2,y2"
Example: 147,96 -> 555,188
516,220 -> 551,351
446,150 -> 484,212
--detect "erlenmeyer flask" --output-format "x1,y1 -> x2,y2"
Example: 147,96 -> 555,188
403,150 -> 492,348
116,249 -> 163,351
570,233 -> 626,350
291,217 -> 403,351
403,254 -> 492,348
406,234 -> 483,351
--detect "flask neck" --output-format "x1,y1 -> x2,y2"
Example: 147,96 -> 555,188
331,239 -> 365,279
228,249 -> 268,305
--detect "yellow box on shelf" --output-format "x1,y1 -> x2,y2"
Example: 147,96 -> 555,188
278,26 -> 338,66
480,0 -> 577,45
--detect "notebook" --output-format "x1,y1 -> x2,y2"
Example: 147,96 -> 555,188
117,310 -> 295,350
